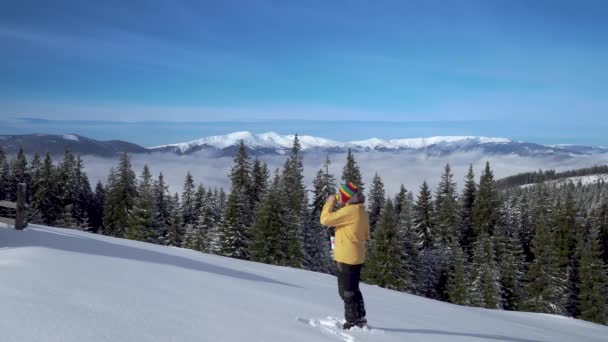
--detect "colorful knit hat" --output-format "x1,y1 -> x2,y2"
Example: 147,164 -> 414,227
338,182 -> 359,203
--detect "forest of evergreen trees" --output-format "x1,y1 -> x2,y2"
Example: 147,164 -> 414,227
1,138 -> 607,325
495,165 -> 608,190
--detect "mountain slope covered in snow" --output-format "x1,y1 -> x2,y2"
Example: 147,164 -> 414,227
1,224 -> 607,342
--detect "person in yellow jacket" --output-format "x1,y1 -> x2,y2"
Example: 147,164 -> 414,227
320,182 -> 370,330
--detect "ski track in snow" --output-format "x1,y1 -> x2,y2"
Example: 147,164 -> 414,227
297,316 -> 384,342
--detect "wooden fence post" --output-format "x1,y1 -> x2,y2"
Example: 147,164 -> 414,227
15,183 -> 26,230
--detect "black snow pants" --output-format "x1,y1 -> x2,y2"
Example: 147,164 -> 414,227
336,262 -> 366,323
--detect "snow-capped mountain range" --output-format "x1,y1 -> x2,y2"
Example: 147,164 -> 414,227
148,131 -> 608,158
2,132 -> 608,158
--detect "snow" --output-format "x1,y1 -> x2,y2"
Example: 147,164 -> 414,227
62,134 -> 79,142
150,132 -> 511,152
1,223 -> 606,342
521,174 -> 608,189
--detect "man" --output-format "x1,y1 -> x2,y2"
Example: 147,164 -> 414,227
320,182 -> 370,330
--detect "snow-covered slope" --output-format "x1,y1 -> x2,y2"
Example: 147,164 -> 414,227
1,224 -> 606,342
521,174 -> 608,189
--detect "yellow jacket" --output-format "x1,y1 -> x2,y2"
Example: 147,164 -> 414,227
320,202 -> 370,265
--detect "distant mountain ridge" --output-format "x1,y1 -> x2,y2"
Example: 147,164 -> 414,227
2,132 -> 608,158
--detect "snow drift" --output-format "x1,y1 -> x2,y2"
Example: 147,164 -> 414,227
1,224 -> 606,342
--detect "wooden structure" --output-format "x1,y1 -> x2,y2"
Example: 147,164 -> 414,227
0,183 -> 28,230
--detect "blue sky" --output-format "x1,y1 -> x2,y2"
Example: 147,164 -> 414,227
1,1 -> 607,144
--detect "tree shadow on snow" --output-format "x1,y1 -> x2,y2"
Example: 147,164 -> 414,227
1,225 -> 300,288
371,327 -> 545,342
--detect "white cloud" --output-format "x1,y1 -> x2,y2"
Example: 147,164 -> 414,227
81,150 -> 608,199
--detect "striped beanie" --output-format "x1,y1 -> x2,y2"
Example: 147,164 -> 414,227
338,182 -> 359,203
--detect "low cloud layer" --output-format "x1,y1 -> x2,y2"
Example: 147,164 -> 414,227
81,150 -> 608,199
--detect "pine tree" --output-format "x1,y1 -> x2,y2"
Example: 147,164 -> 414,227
90,181 -> 106,233
555,189 -> 578,269
447,239 -> 468,305
251,159 -> 270,207
0,147 -> 9,201
495,200 -> 525,311
31,153 -> 60,225
521,204 -> 566,315
364,199 -> 406,290
102,153 -> 137,237
196,198 -> 217,253
592,200 -> 608,265
469,232 -> 501,309
280,135 -> 307,268
250,170 -> 287,264
435,163 -> 459,246
396,188 -> 419,293
73,155 -> 92,227
576,225 -> 607,324
341,148 -> 364,191
206,188 -> 224,253
165,193 -> 183,247
151,173 -> 171,245
126,165 -> 155,241
193,184 -> 206,224
8,146 -> 28,201
305,155 -> 336,273
219,191 -> 250,259
55,149 -> 77,224
460,164 -> 477,259
368,173 -> 386,237
181,172 -> 196,227
414,181 -> 435,248
26,153 -> 43,222
220,140 -> 253,259
473,162 -> 500,237
394,185 -> 408,218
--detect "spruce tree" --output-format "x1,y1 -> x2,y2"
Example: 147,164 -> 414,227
126,165 -> 155,241
251,159 -> 270,206
181,172 -> 196,227
90,181 -> 106,233
0,147 -> 9,201
394,185 -> 408,218
469,232 -> 501,309
250,170 -> 287,264
555,189 -> 578,269
220,140 -> 253,259
102,153 -> 137,237
27,153 -> 43,222
495,200 -> 525,311
8,146 -> 28,201
306,156 -> 336,273
368,173 -> 386,236
435,163 -> 459,246
414,181 -> 435,248
521,208 -> 566,315
364,199 -> 406,290
576,225 -> 607,324
592,200 -> 608,265
165,193 -> 183,246
447,239 -> 468,305
341,148 -> 364,191
32,153 -> 60,225
196,198 -> 216,253
56,149 -> 77,224
396,189 -> 419,293
460,164 -> 477,259
73,155 -> 92,227
473,162 -> 500,237
280,135 -> 307,268
151,173 -> 171,245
